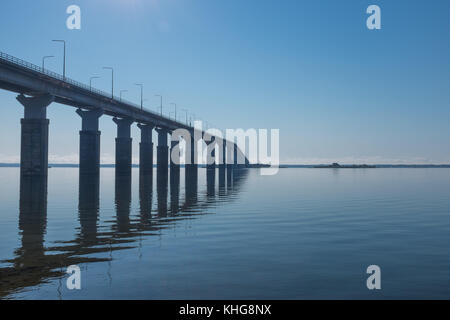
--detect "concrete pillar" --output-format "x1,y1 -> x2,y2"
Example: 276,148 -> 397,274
185,161 -> 198,208
185,133 -> 198,172
156,128 -> 169,174
206,136 -> 216,170
185,132 -> 200,196
170,135 -> 181,215
76,109 -> 103,175
113,117 -> 133,176
170,139 -> 180,172
17,94 -> 54,177
137,123 -> 154,176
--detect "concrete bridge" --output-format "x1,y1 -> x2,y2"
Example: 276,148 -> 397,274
0,51 -> 249,178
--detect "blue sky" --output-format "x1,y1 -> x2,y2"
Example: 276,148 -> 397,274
1,0 -> 449,164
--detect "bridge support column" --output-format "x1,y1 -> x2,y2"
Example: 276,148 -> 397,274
17,94 -> 53,177
137,123 -> 154,176
185,135 -> 198,207
76,109 -> 103,175
206,136 -> 216,171
226,141 -> 234,170
186,132 -> 202,188
185,133 -> 199,170
156,128 -> 169,175
113,117 -> 133,176
170,138 -> 180,173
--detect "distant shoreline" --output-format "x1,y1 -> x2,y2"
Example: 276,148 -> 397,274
1,163 -> 450,169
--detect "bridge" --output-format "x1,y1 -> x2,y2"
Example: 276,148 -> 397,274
0,51 -> 249,178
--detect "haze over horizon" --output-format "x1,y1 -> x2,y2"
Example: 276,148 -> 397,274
1,0 -> 449,165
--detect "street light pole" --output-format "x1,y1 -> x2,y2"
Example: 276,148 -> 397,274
120,90 -> 128,101
134,84 -> 143,110
181,108 -> 189,125
42,55 -> 54,70
170,103 -> 177,122
155,94 -> 163,116
52,40 -> 66,79
103,67 -> 114,99
89,76 -> 100,91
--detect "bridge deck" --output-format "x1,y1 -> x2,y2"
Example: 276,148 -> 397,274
0,51 -> 191,131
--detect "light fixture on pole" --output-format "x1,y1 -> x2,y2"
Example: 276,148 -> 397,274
42,55 -> 54,70
155,94 -> 163,116
103,67 -> 114,99
134,83 -> 143,110
170,103 -> 177,121
89,76 -> 100,91
181,108 -> 189,125
120,90 -> 128,101
52,40 -> 66,79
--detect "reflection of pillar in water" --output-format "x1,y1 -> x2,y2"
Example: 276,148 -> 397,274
185,163 -> 198,208
18,175 -> 48,263
139,174 -> 153,223
207,167 -> 215,198
157,167 -> 168,217
115,173 -> 132,233
227,166 -> 233,191
218,166 -> 226,197
170,167 -> 180,215
78,173 -> 100,243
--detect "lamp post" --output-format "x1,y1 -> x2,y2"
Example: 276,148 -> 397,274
155,94 -> 163,116
181,108 -> 189,125
134,83 -> 143,110
42,55 -> 54,70
89,76 -> 100,91
120,90 -> 128,101
170,103 -> 177,122
52,40 -> 66,79
103,67 -> 114,99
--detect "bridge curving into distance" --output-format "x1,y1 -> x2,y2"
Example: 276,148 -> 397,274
0,51 -> 249,178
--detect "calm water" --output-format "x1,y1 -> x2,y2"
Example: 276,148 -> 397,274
0,167 -> 450,299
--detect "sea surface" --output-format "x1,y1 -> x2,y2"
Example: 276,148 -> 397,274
0,167 -> 450,299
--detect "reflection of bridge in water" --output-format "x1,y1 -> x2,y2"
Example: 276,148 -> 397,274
0,167 -> 249,298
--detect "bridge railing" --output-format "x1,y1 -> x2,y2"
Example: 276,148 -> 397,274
0,51 -> 188,126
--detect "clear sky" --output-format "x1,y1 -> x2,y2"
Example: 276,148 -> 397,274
1,0 -> 449,164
